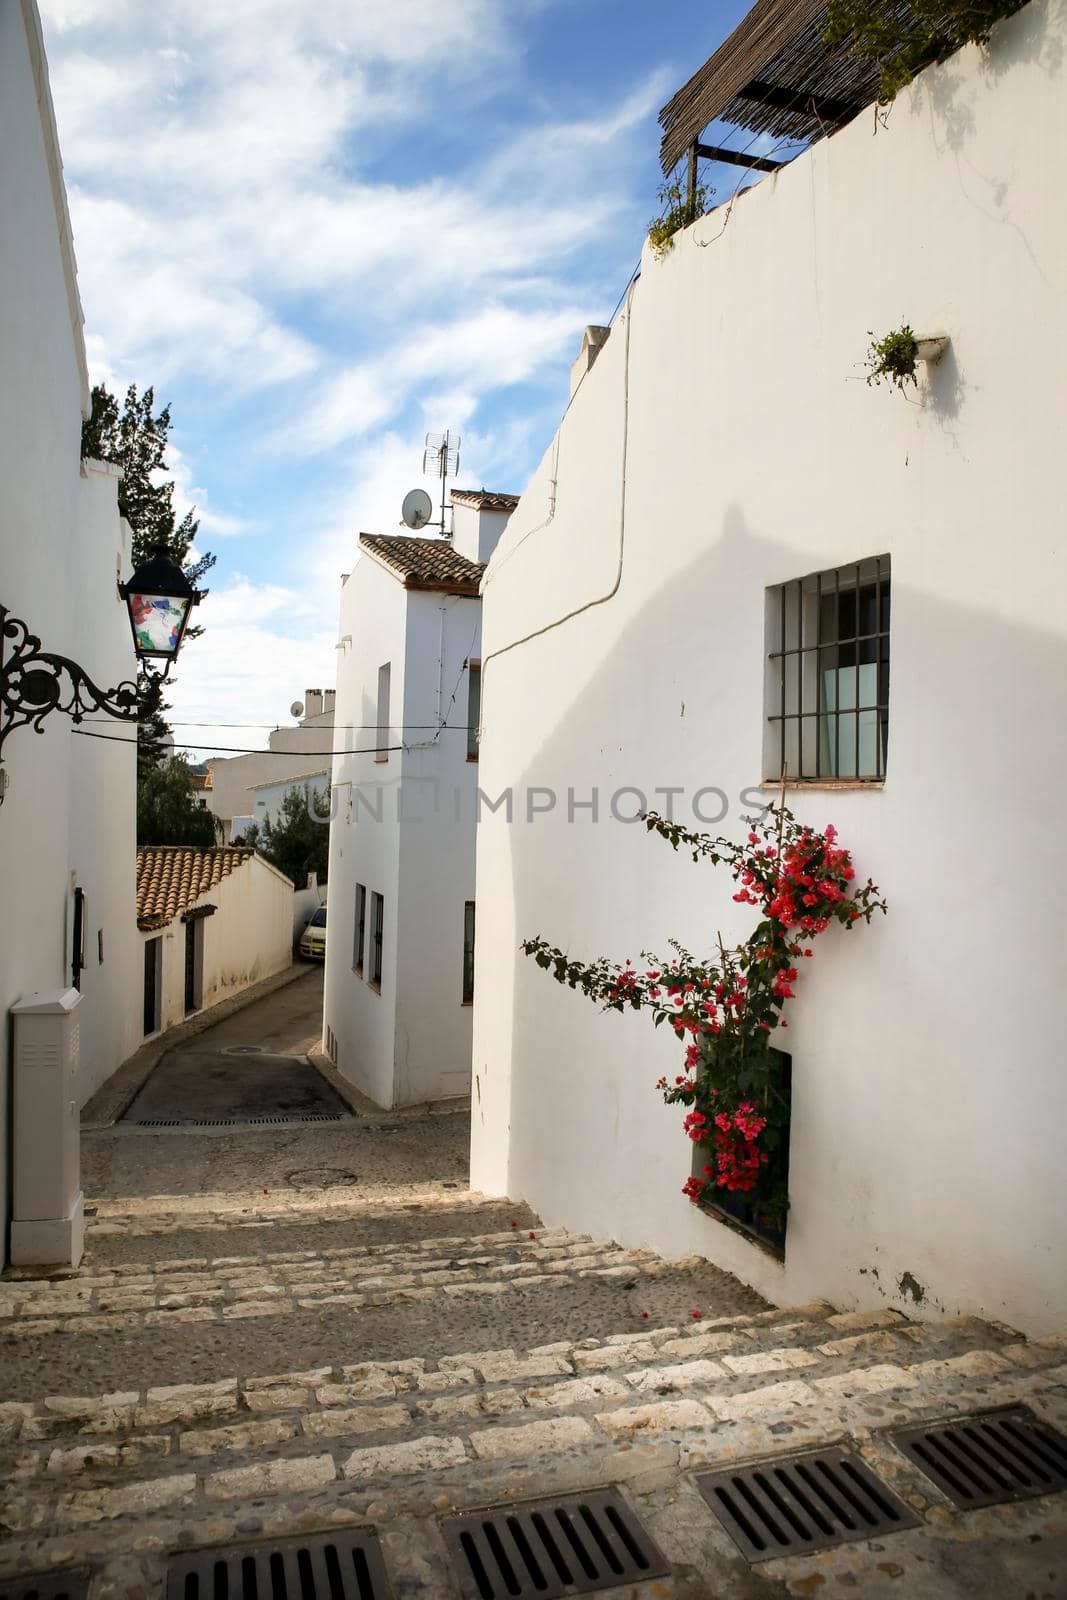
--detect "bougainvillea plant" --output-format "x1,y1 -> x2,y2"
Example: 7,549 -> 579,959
523,804 -> 886,1225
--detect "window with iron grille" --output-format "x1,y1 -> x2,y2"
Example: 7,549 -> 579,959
462,900 -> 476,1002
370,891 -> 384,987
765,555 -> 890,782
466,661 -> 481,761
352,883 -> 366,973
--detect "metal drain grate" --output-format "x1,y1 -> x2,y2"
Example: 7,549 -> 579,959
137,1113 -> 344,1128
0,1571 -> 92,1600
696,1445 -> 918,1562
891,1405 -> 1067,1509
166,1531 -> 389,1600
443,1489 -> 670,1598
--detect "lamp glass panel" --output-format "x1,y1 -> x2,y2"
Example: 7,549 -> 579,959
129,593 -> 189,656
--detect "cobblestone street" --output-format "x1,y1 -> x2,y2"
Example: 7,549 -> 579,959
2,975 -> 1065,1599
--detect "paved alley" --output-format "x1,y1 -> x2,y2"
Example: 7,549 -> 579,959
1,973 -> 1065,1598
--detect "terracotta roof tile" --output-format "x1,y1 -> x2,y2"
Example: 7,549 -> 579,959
136,845 -> 254,931
450,488 -> 520,511
359,534 -> 485,594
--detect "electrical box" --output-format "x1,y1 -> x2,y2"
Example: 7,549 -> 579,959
10,987 -> 84,1267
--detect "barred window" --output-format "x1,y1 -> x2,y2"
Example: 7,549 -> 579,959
462,901 -> 476,1003
765,555 -> 890,782
370,891 -> 384,988
352,883 -> 366,973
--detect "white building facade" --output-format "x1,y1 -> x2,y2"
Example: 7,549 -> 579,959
323,493 -> 515,1108
470,2 -> 1067,1336
208,689 -> 335,843
1,1 -> 141,1261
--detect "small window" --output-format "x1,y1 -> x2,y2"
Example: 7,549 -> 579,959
766,555 -> 890,782
462,901 -> 476,1003
352,884 -> 366,972
375,663 -> 391,764
466,662 -> 481,761
370,891 -> 384,987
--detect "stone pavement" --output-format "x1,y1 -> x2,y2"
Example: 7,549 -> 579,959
2,1187 -> 1066,1599
3,977 -> 1064,1597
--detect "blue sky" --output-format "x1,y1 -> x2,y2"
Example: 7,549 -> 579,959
40,0 -> 757,748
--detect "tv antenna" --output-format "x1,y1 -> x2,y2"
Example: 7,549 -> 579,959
423,430 -> 460,536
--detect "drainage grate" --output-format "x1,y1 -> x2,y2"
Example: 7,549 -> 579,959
696,1445 -> 918,1562
137,1113 -> 344,1128
442,1489 -> 670,1598
0,1571 -> 92,1600
166,1531 -> 390,1600
891,1405 -> 1067,1510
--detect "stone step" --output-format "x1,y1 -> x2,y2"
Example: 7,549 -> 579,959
0,1229 -> 683,1338
3,1309 -> 1059,1483
1,1318 -> 1063,1571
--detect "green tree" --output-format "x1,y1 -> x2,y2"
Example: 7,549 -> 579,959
81,383 -> 216,784
138,755 -> 219,847
257,785 -> 331,888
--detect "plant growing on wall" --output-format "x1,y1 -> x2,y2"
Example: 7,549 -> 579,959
523,805 -> 886,1223
648,175 -> 714,259
823,0 -> 1025,102
865,324 -> 919,390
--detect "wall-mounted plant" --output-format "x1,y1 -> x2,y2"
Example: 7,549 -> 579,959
865,324 -> 919,390
648,176 -> 714,260
823,0 -> 1026,102
865,325 -> 950,390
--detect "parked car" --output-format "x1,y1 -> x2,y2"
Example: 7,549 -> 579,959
299,905 -> 326,961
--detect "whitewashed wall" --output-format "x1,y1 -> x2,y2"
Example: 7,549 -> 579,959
471,1 -> 1067,1336
145,856 -> 294,1036
325,560 -> 407,1106
0,1 -> 139,1256
324,546 -> 486,1108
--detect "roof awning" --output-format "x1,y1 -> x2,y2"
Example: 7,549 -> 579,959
658,0 -> 885,175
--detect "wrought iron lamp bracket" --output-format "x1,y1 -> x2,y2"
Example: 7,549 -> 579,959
0,605 -> 140,763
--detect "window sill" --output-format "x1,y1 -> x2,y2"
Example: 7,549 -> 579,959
367,980 -> 381,995
352,966 -> 363,977
461,999 -> 473,1007
759,779 -> 885,792
466,754 -> 479,763
699,1198 -> 786,1262
373,757 -> 388,766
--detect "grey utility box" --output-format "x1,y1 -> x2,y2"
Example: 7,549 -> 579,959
10,987 -> 84,1267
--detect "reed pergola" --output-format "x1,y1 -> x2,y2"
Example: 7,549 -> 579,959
658,0 -> 889,209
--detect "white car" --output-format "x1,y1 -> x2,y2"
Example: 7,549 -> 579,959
299,905 -> 326,960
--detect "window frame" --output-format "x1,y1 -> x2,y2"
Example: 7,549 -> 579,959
352,884 -> 366,973
369,891 -> 384,989
466,660 -> 481,762
765,555 -> 890,785
375,662 -> 391,764
462,900 -> 476,1004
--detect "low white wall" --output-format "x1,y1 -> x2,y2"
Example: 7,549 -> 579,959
471,2 -> 1067,1336
145,856 -> 295,1036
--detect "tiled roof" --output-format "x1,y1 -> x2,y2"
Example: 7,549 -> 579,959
136,846 -> 254,931
451,489 -> 519,511
359,535 -> 485,594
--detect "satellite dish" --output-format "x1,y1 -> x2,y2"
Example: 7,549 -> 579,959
290,701 -> 304,719
402,488 -> 434,530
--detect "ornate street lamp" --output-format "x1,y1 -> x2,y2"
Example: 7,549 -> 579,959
0,544 -> 201,779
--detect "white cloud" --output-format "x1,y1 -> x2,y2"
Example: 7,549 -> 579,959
37,0 -> 668,735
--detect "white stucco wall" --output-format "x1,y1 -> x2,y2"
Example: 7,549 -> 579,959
324,550 -> 488,1108
249,771 -> 330,840
144,855 -> 294,1037
470,2 -> 1067,1336
0,2 -> 139,1257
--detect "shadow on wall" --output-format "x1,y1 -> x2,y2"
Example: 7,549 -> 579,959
491,503 -> 1066,1310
